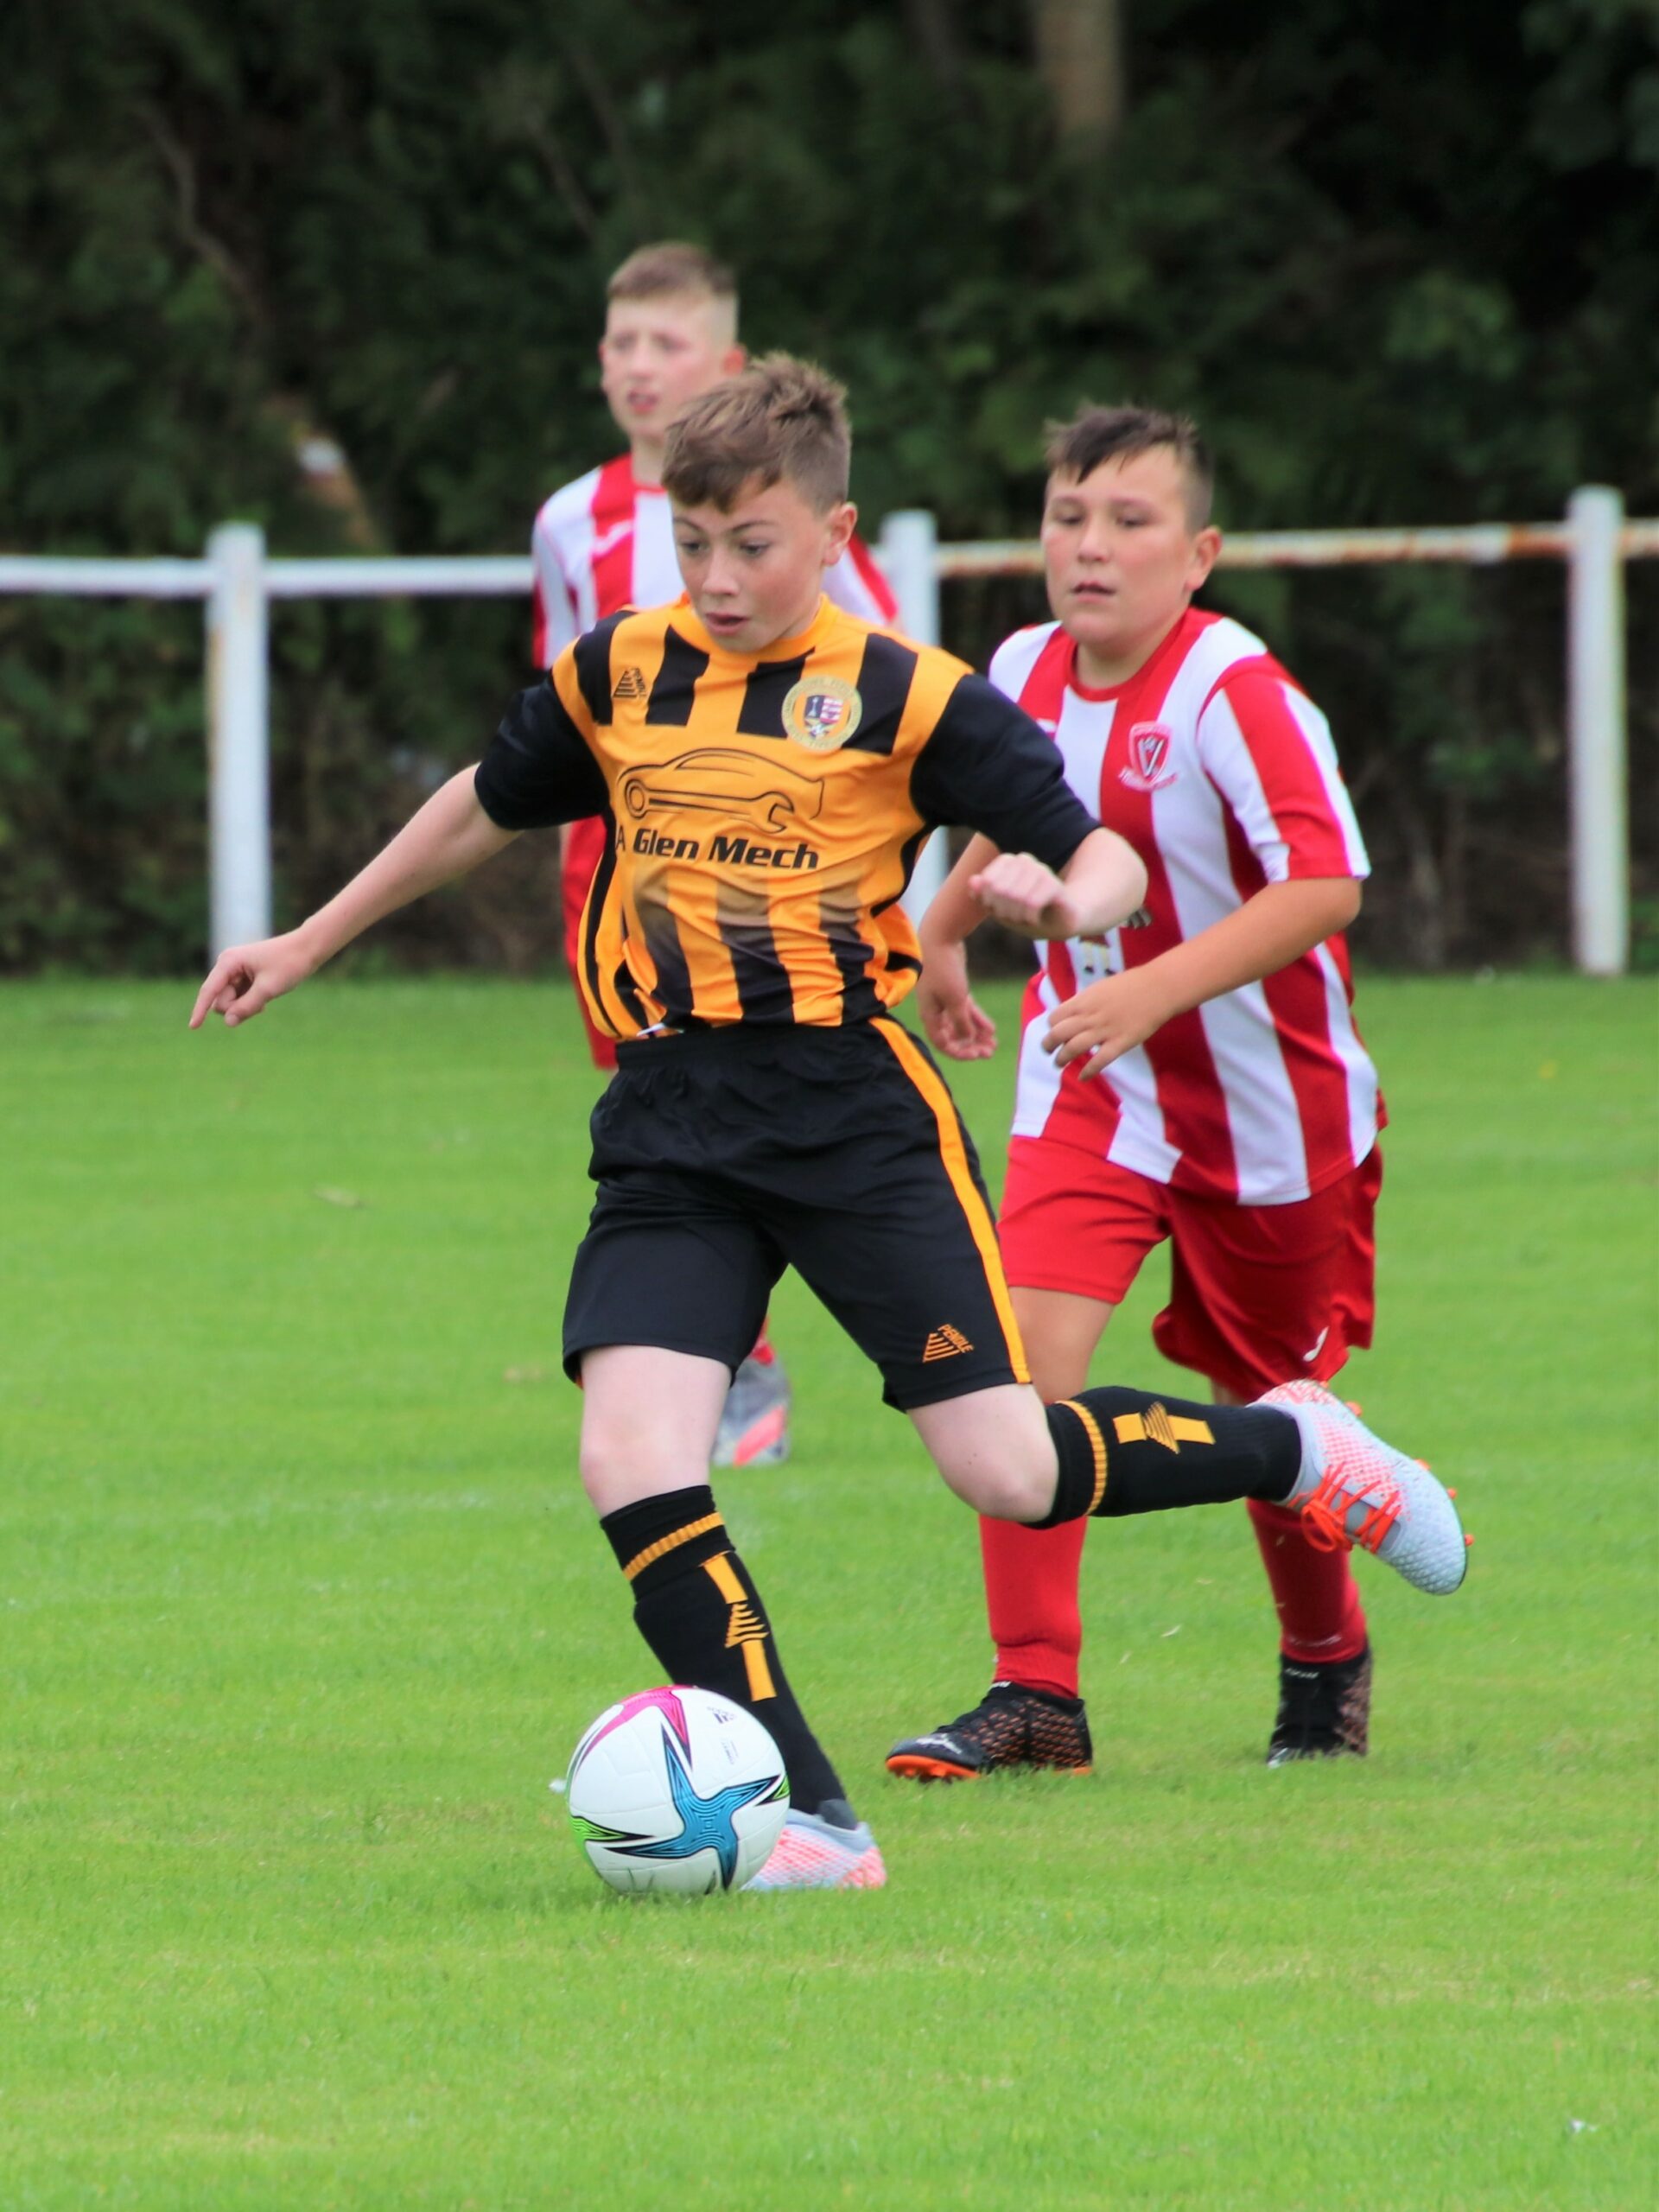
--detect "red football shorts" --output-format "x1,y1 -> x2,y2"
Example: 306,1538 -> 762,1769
561,815 -> 618,1072
998,1136 -> 1382,1402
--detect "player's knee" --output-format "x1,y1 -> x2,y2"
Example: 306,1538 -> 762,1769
938,1455 -> 1054,1525
913,1384 -> 1058,1523
579,1407 -> 718,1513
578,1420 -> 678,1512
575,1345 -> 727,1510
987,1465 -> 1058,1524
577,1431 -> 625,1510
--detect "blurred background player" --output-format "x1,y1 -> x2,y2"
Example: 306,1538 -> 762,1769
888,404 -> 1386,1777
531,242 -> 898,1470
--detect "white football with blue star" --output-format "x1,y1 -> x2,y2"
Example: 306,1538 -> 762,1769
564,1686 -> 789,1895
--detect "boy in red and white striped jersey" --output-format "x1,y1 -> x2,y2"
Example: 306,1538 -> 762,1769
888,405 -> 1384,1774
532,245 -> 898,1468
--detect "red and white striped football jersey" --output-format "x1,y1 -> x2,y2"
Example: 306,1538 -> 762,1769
531,454 -> 896,662
992,607 -> 1380,1206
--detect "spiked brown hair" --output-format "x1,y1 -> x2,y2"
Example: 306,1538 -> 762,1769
661,353 -> 850,515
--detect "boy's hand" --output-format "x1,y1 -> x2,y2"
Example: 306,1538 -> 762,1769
917,939 -> 997,1061
969,851 -> 1077,940
1044,967 -> 1178,1080
189,930 -> 317,1030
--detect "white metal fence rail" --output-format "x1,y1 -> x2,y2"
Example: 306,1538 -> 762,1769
0,488 -> 1648,971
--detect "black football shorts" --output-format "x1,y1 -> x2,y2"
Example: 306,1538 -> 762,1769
563,1016 -> 1030,1410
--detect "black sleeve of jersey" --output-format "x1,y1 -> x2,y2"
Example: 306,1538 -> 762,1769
474,679 -> 609,830
909,672 -> 1099,869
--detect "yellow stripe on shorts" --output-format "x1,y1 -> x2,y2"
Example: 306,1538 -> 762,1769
871,1019 -> 1029,1382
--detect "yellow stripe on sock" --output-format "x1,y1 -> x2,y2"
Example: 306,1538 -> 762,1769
1055,1398 -> 1110,1513
702,1553 -> 745,1603
871,1019 -> 1029,1382
1112,1408 -> 1215,1451
621,1510 -> 724,1582
703,1552 -> 777,1700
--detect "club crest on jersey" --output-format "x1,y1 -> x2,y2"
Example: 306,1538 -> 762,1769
1119,721 -> 1179,792
782,674 -> 862,753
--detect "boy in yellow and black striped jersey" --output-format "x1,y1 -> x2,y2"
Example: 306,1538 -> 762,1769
192,358 -> 1467,1892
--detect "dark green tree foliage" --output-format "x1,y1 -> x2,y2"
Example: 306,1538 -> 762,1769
2,0 -> 1654,970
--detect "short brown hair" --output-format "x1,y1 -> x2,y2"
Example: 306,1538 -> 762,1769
607,240 -> 738,308
661,353 -> 850,514
1045,404 -> 1214,529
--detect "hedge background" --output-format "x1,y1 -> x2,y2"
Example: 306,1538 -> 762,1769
3,0 -> 1655,972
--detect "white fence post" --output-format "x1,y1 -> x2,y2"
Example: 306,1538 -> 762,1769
1566,486 -> 1628,977
206,523 -> 271,956
880,510 -> 950,920
880,508 -> 942,647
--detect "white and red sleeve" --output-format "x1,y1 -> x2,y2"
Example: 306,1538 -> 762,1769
531,500 -> 581,668
1197,666 -> 1370,883
824,531 -> 898,625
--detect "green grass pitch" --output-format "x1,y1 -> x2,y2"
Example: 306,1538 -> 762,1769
2,971 -> 1654,2210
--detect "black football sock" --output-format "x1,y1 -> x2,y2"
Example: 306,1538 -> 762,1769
600,1485 -> 850,1823
1029,1389 -> 1301,1528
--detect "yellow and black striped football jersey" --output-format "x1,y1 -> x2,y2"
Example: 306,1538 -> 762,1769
475,595 -> 1096,1041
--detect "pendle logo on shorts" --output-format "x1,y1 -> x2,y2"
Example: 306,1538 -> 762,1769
1118,721 -> 1179,792
783,674 -> 862,752
613,665 -> 648,701
922,1325 -> 975,1362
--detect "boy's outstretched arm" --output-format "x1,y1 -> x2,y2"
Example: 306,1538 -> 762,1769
971,828 -> 1147,944
190,768 -> 517,1029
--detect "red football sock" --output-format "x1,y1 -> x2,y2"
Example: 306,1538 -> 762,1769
1247,1497 -> 1368,1663
981,1513 -> 1087,1700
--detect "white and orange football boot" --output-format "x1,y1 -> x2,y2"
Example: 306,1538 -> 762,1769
745,1806 -> 887,1891
1259,1381 -> 1470,1596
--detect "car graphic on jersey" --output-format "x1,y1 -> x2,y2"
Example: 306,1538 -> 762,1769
619,748 -> 826,835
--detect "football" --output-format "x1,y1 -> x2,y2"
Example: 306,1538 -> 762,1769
564,1686 -> 789,1895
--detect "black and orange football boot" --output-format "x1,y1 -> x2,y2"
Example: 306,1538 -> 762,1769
886,1682 -> 1092,1783
1265,1644 -> 1372,1765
